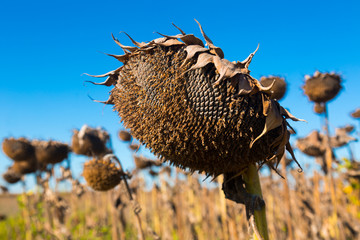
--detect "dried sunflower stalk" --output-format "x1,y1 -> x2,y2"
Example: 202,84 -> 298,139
88,21 -> 303,176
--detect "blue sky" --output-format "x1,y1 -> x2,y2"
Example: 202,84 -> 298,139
1,0 -> 360,192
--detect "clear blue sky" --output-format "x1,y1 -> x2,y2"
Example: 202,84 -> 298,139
1,0 -> 360,192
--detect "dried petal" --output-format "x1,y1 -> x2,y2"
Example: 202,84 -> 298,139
84,67 -> 122,86
111,33 -> 138,53
172,22 -> 186,35
238,44 -> 259,72
155,38 -> 184,47
188,52 -> 214,71
195,19 -> 224,58
122,32 -> 148,48
250,100 -> 283,148
184,45 -> 209,60
178,34 -> 204,46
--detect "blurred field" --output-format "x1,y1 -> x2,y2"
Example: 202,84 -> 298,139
1,160 -> 360,240
0,194 -> 19,216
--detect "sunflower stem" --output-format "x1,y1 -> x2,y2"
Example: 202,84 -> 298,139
242,164 -> 269,240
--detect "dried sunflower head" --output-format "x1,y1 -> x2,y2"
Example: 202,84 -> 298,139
83,156 -> 122,191
260,76 -> 287,101
2,167 -> 22,184
296,130 -> 326,157
330,127 -> 357,148
11,157 -> 38,174
303,71 -> 342,103
71,125 -> 112,157
129,143 -> 140,151
118,130 -> 132,142
32,140 -> 70,165
313,102 -> 325,114
342,124 -> 355,133
351,108 -> 360,119
88,21 -> 303,175
133,155 -> 161,170
2,137 -> 35,162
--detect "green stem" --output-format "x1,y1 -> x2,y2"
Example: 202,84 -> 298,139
242,164 -> 269,240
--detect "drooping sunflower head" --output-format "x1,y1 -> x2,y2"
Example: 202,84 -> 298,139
303,71 -> 342,103
32,140 -> 70,165
87,21 -> 303,176
2,137 -> 35,162
71,125 -> 112,157
83,156 -> 123,191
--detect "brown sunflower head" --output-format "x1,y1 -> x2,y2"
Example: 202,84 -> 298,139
351,108 -> 360,119
313,102 -> 326,114
71,125 -> 112,157
87,21 -> 303,175
2,168 -> 22,184
83,156 -> 123,191
2,137 -> 35,162
302,71 -> 342,103
133,155 -> 162,170
129,143 -> 140,151
260,76 -> 287,101
330,127 -> 357,148
118,130 -> 132,142
11,157 -> 38,174
32,140 -> 70,165
296,130 -> 326,157
342,124 -> 355,133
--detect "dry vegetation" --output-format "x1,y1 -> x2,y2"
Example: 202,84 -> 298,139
1,22 -> 360,239
1,155 -> 360,240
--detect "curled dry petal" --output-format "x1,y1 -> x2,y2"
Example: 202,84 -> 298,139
111,33 -> 138,53
84,67 -> 122,86
152,37 -> 168,44
172,22 -> 186,35
155,38 -> 185,47
251,103 -> 304,148
250,100 -> 283,148
252,76 -> 274,94
195,19 -> 224,58
122,32 -> 148,48
187,52 -> 214,71
238,44 -> 260,72
280,107 -> 306,122
92,95 -> 114,105
104,53 -> 129,63
156,32 -> 183,39
213,56 -> 241,85
233,74 -> 253,96
178,34 -> 204,46
184,45 -> 209,60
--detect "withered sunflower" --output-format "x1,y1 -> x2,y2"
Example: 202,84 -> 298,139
83,156 -> 123,191
87,21 -> 303,177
